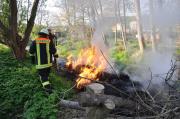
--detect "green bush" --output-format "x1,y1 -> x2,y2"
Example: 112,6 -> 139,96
57,39 -> 90,57
23,92 -> 58,119
0,44 -> 73,119
110,46 -> 130,71
111,47 -> 129,63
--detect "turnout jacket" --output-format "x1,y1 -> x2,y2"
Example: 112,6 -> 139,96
29,37 -> 57,69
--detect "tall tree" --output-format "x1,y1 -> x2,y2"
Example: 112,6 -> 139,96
134,0 -> 145,53
116,0 -> 127,50
149,0 -> 156,51
157,0 -> 163,42
122,0 -> 127,42
0,0 -> 40,60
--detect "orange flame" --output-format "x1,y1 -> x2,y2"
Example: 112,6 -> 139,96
66,46 -> 107,89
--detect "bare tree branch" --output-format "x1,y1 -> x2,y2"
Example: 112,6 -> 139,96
23,0 -> 40,43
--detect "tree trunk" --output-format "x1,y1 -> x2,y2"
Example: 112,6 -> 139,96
114,0 -> 118,44
115,25 -> 117,44
149,0 -> 156,52
78,92 -> 136,108
122,0 -> 127,42
9,0 -> 18,52
157,0 -> 163,42
22,0 -> 40,48
64,0 -> 71,26
98,0 -> 103,17
82,7 -> 85,39
135,0 -> 145,53
117,0 -> 127,51
12,45 -> 26,60
0,0 -> 40,60
59,99 -> 85,110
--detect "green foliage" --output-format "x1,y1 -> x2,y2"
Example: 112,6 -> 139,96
128,40 -> 139,50
0,45 -> 40,118
23,92 -> 58,119
57,39 -> 90,57
0,1 -> 8,26
176,48 -> 180,55
110,46 -> 130,70
0,0 -> 9,28
17,0 -> 29,35
112,51 -> 129,63
0,0 -> 43,43
0,44 -> 73,119
0,0 -> 29,35
111,46 -> 129,63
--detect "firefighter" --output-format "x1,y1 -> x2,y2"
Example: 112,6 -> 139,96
48,28 -> 57,46
48,28 -> 58,69
29,28 -> 58,93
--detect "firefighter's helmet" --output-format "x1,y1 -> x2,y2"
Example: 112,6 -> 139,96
38,28 -> 49,35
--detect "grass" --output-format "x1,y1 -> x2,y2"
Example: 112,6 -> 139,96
0,44 -> 73,119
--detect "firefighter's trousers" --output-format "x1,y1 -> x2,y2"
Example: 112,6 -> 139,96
38,67 -> 52,93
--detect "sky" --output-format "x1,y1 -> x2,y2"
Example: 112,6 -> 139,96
44,0 -> 149,26
39,0 -> 62,26
45,0 -> 148,13
46,0 -> 60,16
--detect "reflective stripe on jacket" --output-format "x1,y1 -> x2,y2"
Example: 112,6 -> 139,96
29,37 -> 57,69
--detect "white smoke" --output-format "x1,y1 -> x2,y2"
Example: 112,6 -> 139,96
91,18 -> 114,52
125,0 -> 179,88
76,0 -> 179,86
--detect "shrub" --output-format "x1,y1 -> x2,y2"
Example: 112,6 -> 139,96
0,44 -> 73,119
57,39 -> 90,57
110,46 -> 130,71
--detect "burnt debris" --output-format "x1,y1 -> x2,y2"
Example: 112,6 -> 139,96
57,58 -> 144,98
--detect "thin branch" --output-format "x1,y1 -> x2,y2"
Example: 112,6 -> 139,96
58,84 -> 76,99
146,68 -> 153,91
130,79 -> 157,114
23,0 -> 40,44
99,49 -> 120,80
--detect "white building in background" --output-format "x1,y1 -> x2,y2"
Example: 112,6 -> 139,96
129,21 -> 137,32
